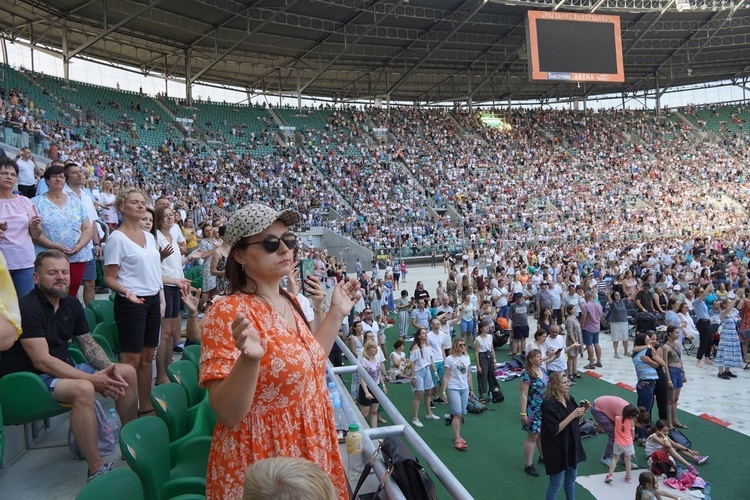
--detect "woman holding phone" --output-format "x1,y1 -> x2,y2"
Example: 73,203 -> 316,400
541,372 -> 588,500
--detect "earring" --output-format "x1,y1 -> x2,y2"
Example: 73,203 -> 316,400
241,264 -> 245,272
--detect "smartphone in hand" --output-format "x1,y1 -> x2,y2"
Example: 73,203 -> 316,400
299,258 -> 315,296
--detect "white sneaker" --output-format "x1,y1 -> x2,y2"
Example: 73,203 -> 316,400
425,413 -> 441,421
412,418 -> 424,428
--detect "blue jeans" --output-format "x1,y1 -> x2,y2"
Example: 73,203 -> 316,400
10,267 -> 34,299
636,379 -> 656,439
546,466 -> 577,500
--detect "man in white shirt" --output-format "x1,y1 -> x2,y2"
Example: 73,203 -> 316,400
548,277 -> 564,324
16,147 -> 39,198
435,295 -> 454,317
491,277 -> 509,319
542,324 -> 567,375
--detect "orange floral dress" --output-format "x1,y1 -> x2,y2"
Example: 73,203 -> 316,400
199,293 -> 347,500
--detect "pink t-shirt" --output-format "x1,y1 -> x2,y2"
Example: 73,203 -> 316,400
0,195 -> 36,270
581,300 -> 602,332
614,415 -> 634,447
593,395 -> 629,422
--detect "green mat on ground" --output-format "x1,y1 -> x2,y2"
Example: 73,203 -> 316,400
342,315 -> 746,499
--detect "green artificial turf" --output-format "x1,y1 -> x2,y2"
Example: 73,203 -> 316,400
343,316 -> 747,499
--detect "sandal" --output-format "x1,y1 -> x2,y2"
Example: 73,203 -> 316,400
454,440 -> 468,450
584,364 -> 596,370
673,423 -> 688,429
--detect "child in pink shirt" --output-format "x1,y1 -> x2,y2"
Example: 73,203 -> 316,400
604,408 -> 637,484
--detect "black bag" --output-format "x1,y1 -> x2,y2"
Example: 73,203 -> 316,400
466,394 -> 487,414
493,330 -> 510,348
579,418 -> 598,439
636,312 -> 657,332
490,386 -> 504,403
382,437 -> 438,500
508,354 -> 526,371
668,428 -> 692,449
350,436 -> 437,500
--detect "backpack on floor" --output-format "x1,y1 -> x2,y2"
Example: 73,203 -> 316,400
466,394 -> 487,414
490,386 -> 504,403
650,450 -> 678,478
579,418 -> 598,439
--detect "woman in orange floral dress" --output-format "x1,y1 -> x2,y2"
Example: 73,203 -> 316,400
199,204 -> 360,500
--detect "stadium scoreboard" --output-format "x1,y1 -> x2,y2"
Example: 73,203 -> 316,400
526,11 -> 624,84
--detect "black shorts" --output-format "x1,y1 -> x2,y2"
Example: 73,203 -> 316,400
114,293 -> 161,353
512,325 -> 530,340
163,285 -> 182,319
358,385 -> 378,407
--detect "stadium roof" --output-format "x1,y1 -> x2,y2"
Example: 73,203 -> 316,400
2,0 -> 750,104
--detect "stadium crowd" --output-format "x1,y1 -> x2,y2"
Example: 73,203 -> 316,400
3,69 -> 750,497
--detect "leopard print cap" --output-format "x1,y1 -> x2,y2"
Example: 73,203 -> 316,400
225,204 -> 301,247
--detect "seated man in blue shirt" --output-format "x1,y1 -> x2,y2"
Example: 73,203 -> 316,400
0,250 -> 137,482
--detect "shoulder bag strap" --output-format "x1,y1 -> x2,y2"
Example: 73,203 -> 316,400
351,445 -> 393,500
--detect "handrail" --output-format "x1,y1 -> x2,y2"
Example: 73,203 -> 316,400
328,337 -> 474,500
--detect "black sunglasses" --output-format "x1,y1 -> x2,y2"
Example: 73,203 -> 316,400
246,231 -> 298,252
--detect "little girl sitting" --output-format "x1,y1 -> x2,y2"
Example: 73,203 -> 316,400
635,471 -> 684,500
645,420 -> 708,476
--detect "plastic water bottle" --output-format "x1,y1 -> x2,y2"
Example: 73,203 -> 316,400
107,408 -> 121,446
328,382 -> 345,429
346,423 -> 364,481
332,396 -> 345,430
704,482 -> 712,500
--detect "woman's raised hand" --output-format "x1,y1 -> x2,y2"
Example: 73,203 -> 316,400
329,278 -> 361,317
232,313 -> 265,361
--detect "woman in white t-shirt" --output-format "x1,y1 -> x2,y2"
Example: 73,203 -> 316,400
103,188 -> 164,416
440,338 -> 474,450
154,205 -> 190,385
96,178 -> 118,230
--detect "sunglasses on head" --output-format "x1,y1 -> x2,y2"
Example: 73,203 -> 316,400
246,231 -> 298,252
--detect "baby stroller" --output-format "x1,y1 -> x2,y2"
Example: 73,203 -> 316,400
494,317 -> 511,348
635,312 -> 657,333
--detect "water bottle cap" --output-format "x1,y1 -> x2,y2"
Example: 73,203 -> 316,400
109,408 -> 116,414
328,382 -> 336,388
348,423 -> 359,432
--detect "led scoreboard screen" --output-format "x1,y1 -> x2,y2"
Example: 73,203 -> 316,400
526,11 -> 624,83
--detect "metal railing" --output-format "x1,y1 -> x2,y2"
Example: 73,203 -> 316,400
328,337 -> 473,500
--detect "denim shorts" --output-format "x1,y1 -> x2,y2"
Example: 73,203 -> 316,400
460,318 -> 475,334
447,387 -> 469,416
83,254 -> 97,281
39,363 -> 96,394
582,330 -> 600,346
412,365 -> 434,393
668,366 -> 684,389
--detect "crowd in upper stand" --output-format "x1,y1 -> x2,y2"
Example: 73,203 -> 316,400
2,65 -> 750,260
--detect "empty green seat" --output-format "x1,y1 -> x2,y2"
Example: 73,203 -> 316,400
0,372 -> 72,449
150,383 -> 216,466
92,322 -> 121,354
167,361 -> 206,409
84,308 -> 98,332
88,300 -> 115,324
181,345 -> 200,369
120,416 -> 209,500
76,468 -> 144,500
